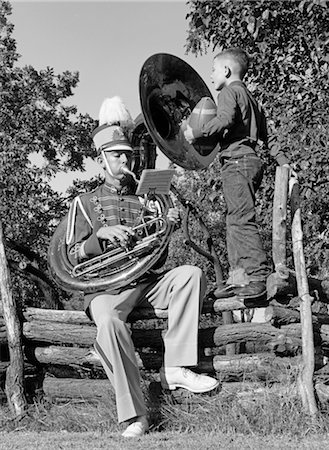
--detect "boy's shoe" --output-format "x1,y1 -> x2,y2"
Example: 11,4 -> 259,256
160,367 -> 219,393
234,281 -> 266,299
121,415 -> 149,438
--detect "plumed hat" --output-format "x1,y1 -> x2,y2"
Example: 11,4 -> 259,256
92,96 -> 134,154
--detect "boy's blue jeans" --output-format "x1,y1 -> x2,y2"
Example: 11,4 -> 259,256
221,155 -> 271,283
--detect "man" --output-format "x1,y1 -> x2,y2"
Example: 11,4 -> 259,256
66,97 -> 219,438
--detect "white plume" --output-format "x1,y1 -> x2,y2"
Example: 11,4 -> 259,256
98,96 -> 134,129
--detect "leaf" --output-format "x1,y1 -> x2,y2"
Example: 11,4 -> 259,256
209,192 -> 220,203
262,9 -> 270,20
246,16 -> 255,34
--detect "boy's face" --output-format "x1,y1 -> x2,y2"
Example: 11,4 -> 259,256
101,149 -> 133,180
211,57 -> 229,91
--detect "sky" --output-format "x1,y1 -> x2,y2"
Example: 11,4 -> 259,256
10,0 -> 217,190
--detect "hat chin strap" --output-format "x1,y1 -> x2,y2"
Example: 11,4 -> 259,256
101,151 -> 114,177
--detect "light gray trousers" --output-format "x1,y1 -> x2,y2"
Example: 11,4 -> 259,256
90,265 -> 206,423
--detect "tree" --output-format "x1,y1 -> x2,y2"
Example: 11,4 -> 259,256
0,1 -> 96,308
164,165 -> 227,291
174,0 -> 329,279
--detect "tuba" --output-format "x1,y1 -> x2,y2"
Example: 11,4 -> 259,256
48,53 -> 219,293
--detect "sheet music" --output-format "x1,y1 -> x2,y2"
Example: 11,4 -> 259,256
135,169 -> 175,196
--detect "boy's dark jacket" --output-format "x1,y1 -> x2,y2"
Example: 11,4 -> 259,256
193,80 -> 289,165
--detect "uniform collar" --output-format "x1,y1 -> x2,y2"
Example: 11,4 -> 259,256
104,181 -> 135,195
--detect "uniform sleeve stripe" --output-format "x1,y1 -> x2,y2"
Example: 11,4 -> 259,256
77,197 -> 93,228
66,197 -> 78,245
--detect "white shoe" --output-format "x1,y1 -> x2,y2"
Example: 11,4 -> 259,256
121,415 -> 149,438
160,367 -> 220,393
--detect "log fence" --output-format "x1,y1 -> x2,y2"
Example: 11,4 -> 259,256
1,167 -> 329,415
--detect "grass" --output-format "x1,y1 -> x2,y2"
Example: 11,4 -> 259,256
1,430 -> 329,450
1,379 -> 329,449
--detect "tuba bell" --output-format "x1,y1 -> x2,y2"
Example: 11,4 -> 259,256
48,53 -> 218,293
139,53 -> 219,170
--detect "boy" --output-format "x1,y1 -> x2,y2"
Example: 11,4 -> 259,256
184,48 -> 292,299
66,97 -> 219,438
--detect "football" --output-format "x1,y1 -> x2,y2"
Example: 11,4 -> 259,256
188,96 -> 217,135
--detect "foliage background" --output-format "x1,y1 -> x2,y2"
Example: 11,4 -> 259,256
0,1 -> 96,308
168,0 -> 329,284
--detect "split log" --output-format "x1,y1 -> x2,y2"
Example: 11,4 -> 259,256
265,305 -> 329,327
23,306 -> 169,322
31,340 -> 285,368
42,376 -> 202,405
24,374 -> 329,407
41,352 -> 302,401
8,319 -> 329,358
28,345 -> 300,381
23,308 -> 92,324
265,305 -> 300,326
22,307 -> 168,330
23,320 -> 96,347
20,296 -> 271,326
22,319 -> 308,350
39,352 -> 329,404
201,322 -> 303,350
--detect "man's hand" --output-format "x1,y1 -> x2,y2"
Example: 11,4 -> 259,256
184,123 -> 195,144
96,225 -> 135,247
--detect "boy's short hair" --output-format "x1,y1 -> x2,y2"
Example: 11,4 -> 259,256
215,48 -> 250,78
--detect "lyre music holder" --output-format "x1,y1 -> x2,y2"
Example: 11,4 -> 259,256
136,169 -> 175,196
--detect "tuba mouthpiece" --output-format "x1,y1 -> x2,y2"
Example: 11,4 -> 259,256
120,166 -> 139,184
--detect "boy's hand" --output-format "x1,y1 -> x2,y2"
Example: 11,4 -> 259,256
184,124 -> 195,144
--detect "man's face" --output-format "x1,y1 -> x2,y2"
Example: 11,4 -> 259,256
211,57 -> 228,91
102,149 -> 133,179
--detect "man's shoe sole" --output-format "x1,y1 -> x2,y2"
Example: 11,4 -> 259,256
162,380 -> 220,393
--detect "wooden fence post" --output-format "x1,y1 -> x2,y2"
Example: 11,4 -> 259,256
267,166 -> 290,299
0,220 -> 27,416
289,175 -> 318,416
272,166 -> 289,269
